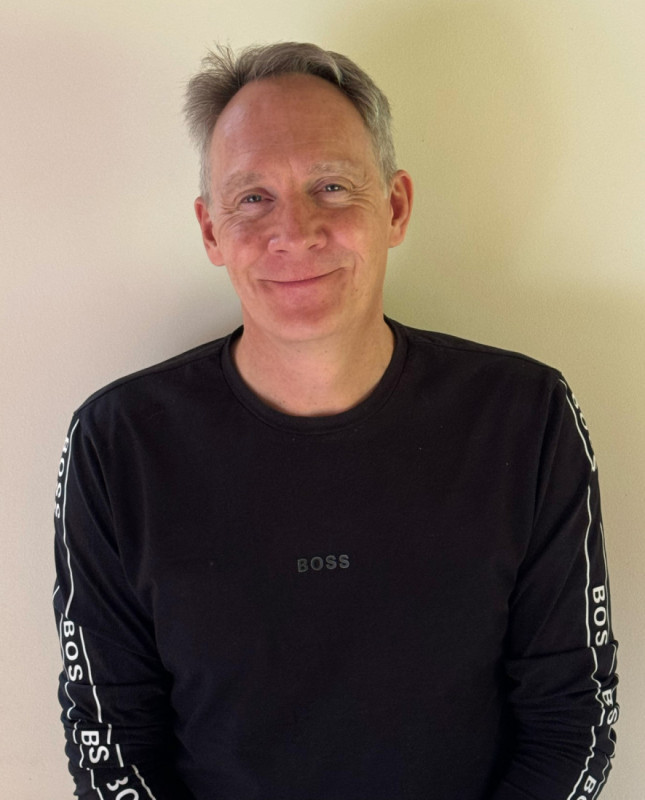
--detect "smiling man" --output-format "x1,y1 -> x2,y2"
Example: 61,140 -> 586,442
194,71 -> 412,415
53,43 -> 617,800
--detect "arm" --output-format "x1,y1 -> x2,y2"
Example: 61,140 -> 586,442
53,416 -> 193,799
492,379 -> 618,800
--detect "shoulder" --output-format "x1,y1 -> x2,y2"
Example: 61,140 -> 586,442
72,331 -> 235,430
395,320 -> 563,392
393,320 -> 596,471
400,321 -> 555,371
395,320 -> 595,460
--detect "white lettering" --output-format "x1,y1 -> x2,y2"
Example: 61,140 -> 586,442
590,583 -> 609,648
63,620 -> 75,637
593,606 -> 607,627
595,630 -> 609,646
106,778 -> 140,800
55,443 -> 68,519
67,664 -> 83,681
584,776 -> 597,792
81,731 -> 100,747
116,790 -> 139,800
89,745 -> 110,764
339,554 -> 350,569
310,557 -> 324,571
592,586 -> 606,603
65,641 -> 79,662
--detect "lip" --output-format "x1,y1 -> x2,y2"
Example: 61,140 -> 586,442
262,269 -> 340,287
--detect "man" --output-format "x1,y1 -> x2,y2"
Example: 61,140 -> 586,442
54,43 -> 618,799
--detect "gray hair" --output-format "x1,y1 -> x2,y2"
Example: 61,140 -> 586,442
184,42 -> 397,203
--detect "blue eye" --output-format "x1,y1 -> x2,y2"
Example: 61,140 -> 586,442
241,194 -> 263,204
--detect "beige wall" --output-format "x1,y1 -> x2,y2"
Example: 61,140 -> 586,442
1,1 -> 642,797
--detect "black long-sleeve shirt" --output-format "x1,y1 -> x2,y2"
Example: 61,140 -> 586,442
53,320 -> 618,799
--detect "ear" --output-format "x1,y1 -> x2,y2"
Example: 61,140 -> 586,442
194,197 -> 225,266
387,170 -> 414,248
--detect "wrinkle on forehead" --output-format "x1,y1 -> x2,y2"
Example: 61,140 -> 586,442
306,160 -> 366,178
208,74 -> 383,201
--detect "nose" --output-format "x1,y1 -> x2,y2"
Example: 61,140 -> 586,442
267,196 -> 326,254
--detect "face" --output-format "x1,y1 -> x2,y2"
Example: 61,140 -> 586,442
195,74 -> 412,346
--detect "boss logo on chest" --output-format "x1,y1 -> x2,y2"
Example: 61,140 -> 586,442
297,554 -> 350,573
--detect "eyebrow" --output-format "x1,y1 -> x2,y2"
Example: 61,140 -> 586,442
220,171 -> 264,196
219,161 -> 365,196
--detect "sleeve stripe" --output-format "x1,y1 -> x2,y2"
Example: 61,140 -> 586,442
57,613 -> 66,671
58,420 -> 105,778
62,418 -> 80,617
78,625 -> 105,724
559,379 -> 597,472
58,616 -> 78,722
58,418 -> 160,799
592,757 -> 612,800
600,522 -> 613,624
90,770 -> 105,800
133,764 -> 158,799
565,485 -> 610,800
583,485 -> 594,651
78,626 -> 95,685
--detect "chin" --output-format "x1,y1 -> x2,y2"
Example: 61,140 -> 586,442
262,306 -> 349,343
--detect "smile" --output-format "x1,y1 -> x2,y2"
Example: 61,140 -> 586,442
263,270 -> 341,288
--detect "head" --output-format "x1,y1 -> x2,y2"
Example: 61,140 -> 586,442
187,46 -> 413,350
184,42 -> 397,205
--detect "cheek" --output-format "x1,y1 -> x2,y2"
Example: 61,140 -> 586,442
332,205 -> 390,245
217,222 -> 264,263
336,222 -> 388,262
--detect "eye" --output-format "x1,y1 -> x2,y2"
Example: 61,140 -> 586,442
322,183 -> 345,193
240,193 -> 264,204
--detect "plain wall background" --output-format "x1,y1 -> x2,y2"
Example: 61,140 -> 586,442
1,1 -> 643,796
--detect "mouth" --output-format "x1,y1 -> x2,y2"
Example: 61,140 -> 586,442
263,269 -> 341,287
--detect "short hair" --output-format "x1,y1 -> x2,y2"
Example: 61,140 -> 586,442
184,42 -> 397,203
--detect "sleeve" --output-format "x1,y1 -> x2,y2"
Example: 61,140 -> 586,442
491,379 -> 618,800
53,415 -> 194,799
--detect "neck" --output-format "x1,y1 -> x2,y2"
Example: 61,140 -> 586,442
231,317 -> 395,416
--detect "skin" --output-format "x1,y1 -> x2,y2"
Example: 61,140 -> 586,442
195,73 -> 413,415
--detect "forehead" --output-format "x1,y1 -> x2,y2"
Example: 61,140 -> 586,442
208,74 -> 376,177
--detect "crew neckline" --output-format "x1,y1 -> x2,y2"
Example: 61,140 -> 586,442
221,318 -> 408,434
